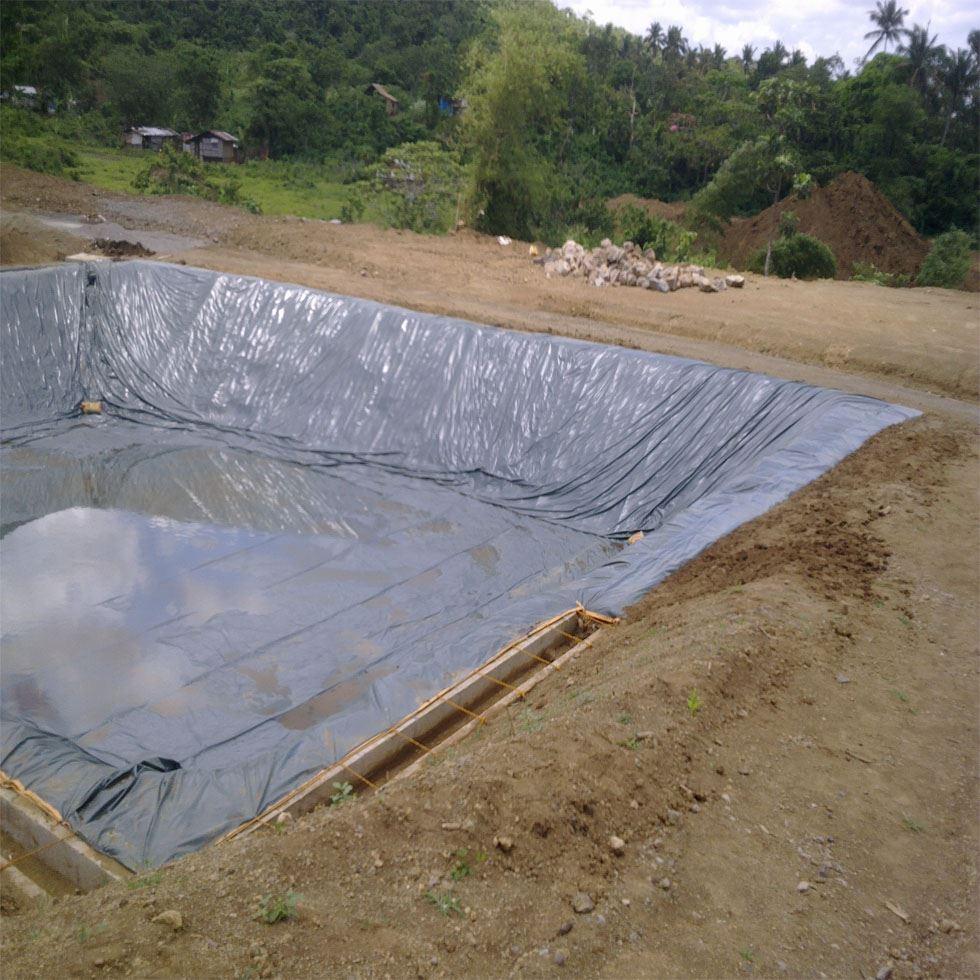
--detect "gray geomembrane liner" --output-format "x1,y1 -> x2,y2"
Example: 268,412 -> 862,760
0,261 -> 917,868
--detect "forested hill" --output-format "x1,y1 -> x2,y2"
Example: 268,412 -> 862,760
1,0 -> 977,247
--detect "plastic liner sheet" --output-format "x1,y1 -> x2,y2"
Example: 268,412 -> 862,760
0,261 -> 917,868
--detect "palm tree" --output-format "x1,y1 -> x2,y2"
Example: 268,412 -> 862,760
740,43 -> 756,70
863,1 -> 909,63
938,47 -> 980,144
664,25 -> 687,62
969,29 -> 979,66
770,40 -> 789,65
644,21 -> 664,56
712,44 -> 727,69
790,48 -> 807,67
899,24 -> 942,96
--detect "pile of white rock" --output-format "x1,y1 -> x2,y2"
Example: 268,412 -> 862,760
539,238 -> 744,293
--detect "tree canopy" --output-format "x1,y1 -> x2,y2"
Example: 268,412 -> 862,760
1,0 -> 976,243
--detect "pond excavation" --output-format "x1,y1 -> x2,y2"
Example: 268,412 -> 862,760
0,261 -> 916,875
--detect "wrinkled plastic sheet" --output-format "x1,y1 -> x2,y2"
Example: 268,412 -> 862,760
0,261 -> 917,868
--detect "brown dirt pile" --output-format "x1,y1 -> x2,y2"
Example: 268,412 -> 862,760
719,171 -> 930,280
607,194 -> 688,223
0,212 -> 87,266
94,238 -> 155,258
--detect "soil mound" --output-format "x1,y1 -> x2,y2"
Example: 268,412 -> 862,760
719,171 -> 929,280
0,212 -> 87,267
608,193 -> 687,223
94,237 -> 155,258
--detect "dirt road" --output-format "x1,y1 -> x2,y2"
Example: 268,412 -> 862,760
1,167 -> 977,980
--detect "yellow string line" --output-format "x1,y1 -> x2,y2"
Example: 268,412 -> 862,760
389,728 -> 431,754
520,648 -> 559,670
341,762 -> 377,791
474,670 -> 524,697
0,824 -> 73,873
444,698 -> 485,724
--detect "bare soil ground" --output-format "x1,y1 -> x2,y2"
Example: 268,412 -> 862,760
1,166 -> 978,980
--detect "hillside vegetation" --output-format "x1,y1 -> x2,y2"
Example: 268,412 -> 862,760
1,0 -> 976,256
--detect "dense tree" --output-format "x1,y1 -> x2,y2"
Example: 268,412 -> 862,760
0,0 -> 976,245
899,24 -> 942,97
461,2 -> 585,238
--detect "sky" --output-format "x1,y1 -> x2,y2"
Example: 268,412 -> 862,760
561,1 -> 977,67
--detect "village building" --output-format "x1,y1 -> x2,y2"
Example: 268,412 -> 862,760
187,130 -> 240,164
366,82 -> 400,116
123,126 -> 180,151
1,84 -> 39,109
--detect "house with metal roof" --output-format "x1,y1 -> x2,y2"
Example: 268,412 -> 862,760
188,130 -> 240,164
124,126 -> 181,151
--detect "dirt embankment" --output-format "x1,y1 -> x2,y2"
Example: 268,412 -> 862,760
717,172 -> 930,280
607,193 -> 688,224
0,212 -> 88,266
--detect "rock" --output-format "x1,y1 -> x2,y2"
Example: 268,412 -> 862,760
151,910 -> 184,931
836,673 -> 850,684
609,835 -> 626,856
725,274 -> 745,287
659,877 -> 672,890
494,834 -> 514,853
571,892 -> 594,914
558,921 -> 573,936
875,966 -> 894,980
554,949 -> 568,967
940,918 -> 961,933
666,808 -> 682,826
797,881 -> 811,893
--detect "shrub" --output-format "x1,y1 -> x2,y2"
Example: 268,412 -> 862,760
916,229 -> 971,288
133,146 -> 261,213
0,109 -> 80,178
749,233 -> 837,279
851,261 -> 911,287
368,140 -> 463,234
778,211 -> 799,238
612,203 -> 703,263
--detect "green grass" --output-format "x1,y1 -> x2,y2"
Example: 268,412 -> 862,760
257,891 -> 299,924
126,870 -> 163,890
74,148 -> 376,223
425,890 -> 462,916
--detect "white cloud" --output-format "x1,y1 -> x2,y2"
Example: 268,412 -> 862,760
562,0 -> 976,66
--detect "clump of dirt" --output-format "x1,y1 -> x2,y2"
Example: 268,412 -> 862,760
718,171 -> 929,280
94,238 -> 155,258
0,212 -> 87,266
608,193 -> 687,224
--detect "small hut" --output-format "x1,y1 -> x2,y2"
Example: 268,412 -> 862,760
189,130 -> 240,164
124,126 -> 180,151
366,82 -> 400,116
